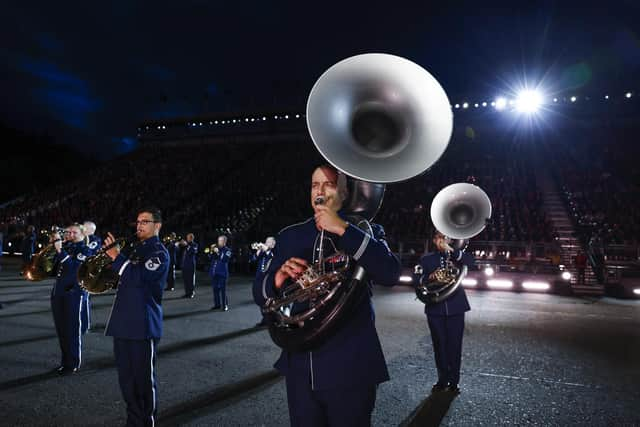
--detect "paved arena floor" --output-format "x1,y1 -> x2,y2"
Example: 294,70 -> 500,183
0,257 -> 639,426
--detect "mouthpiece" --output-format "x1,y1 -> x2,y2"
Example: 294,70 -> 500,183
314,196 -> 326,206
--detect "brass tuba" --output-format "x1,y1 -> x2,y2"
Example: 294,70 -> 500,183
77,235 -> 137,294
263,53 -> 454,352
415,183 -> 492,305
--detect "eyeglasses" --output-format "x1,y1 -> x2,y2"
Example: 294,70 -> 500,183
132,220 -> 158,226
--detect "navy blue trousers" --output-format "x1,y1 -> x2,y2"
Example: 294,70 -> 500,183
51,292 -> 82,369
427,313 -> 465,386
183,266 -> 196,295
285,374 -> 376,427
80,291 -> 91,334
211,275 -> 227,307
166,263 -> 175,289
114,338 -> 159,427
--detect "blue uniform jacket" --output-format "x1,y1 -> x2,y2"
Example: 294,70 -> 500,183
52,241 -> 92,297
22,232 -> 36,256
419,250 -> 474,316
105,236 -> 169,340
182,242 -> 198,270
253,216 -> 401,391
252,250 -> 274,279
87,235 -> 103,255
209,246 -> 232,277
165,241 -> 177,265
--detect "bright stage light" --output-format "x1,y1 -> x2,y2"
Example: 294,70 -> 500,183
522,281 -> 551,291
399,275 -> 413,283
462,278 -> 478,287
604,95 -> 609,100
494,97 -> 507,110
462,102 -> 469,109
570,96 -> 577,103
561,271 -> 572,281
515,90 -> 543,113
454,104 -> 460,109
633,288 -> 640,296
626,92 -> 632,99
487,279 -> 513,289
484,267 -> 494,276
482,102 -> 487,107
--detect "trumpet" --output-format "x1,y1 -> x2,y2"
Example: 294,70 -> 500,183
251,242 -> 267,252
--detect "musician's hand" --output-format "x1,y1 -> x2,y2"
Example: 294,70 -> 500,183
275,257 -> 308,289
428,271 -> 437,281
53,239 -> 62,253
104,232 -> 120,261
213,246 -> 220,254
314,205 -> 348,236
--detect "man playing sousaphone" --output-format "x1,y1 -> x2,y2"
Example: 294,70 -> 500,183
253,164 -> 400,426
417,231 -> 475,394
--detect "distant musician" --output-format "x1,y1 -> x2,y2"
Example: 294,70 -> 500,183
209,235 -> 232,311
179,233 -> 198,298
418,231 -> 475,394
50,224 -> 92,375
81,221 -> 101,333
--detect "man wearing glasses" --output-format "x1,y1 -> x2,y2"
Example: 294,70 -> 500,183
103,208 -> 169,427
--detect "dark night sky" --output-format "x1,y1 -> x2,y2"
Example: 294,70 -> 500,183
1,0 -> 639,157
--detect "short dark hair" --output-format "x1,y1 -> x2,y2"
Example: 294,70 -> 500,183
139,207 -> 162,223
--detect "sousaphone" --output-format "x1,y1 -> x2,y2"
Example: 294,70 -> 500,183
262,53 -> 454,351
415,183 -> 492,305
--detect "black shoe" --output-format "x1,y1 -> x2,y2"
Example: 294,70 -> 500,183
431,383 -> 447,393
445,383 -> 460,394
223,305 -> 229,312
57,366 -> 78,376
188,293 -> 195,298
165,287 -> 174,291
211,305 -> 222,310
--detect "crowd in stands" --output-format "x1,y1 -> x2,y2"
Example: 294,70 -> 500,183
1,131 -> 557,255
551,123 -> 640,249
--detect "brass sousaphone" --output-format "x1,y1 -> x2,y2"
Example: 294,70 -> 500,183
415,183 -> 492,305
262,53 -> 454,351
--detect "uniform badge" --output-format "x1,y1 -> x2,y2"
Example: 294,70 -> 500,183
226,251 -> 232,257
77,253 -> 87,261
89,241 -> 98,249
145,257 -> 162,271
